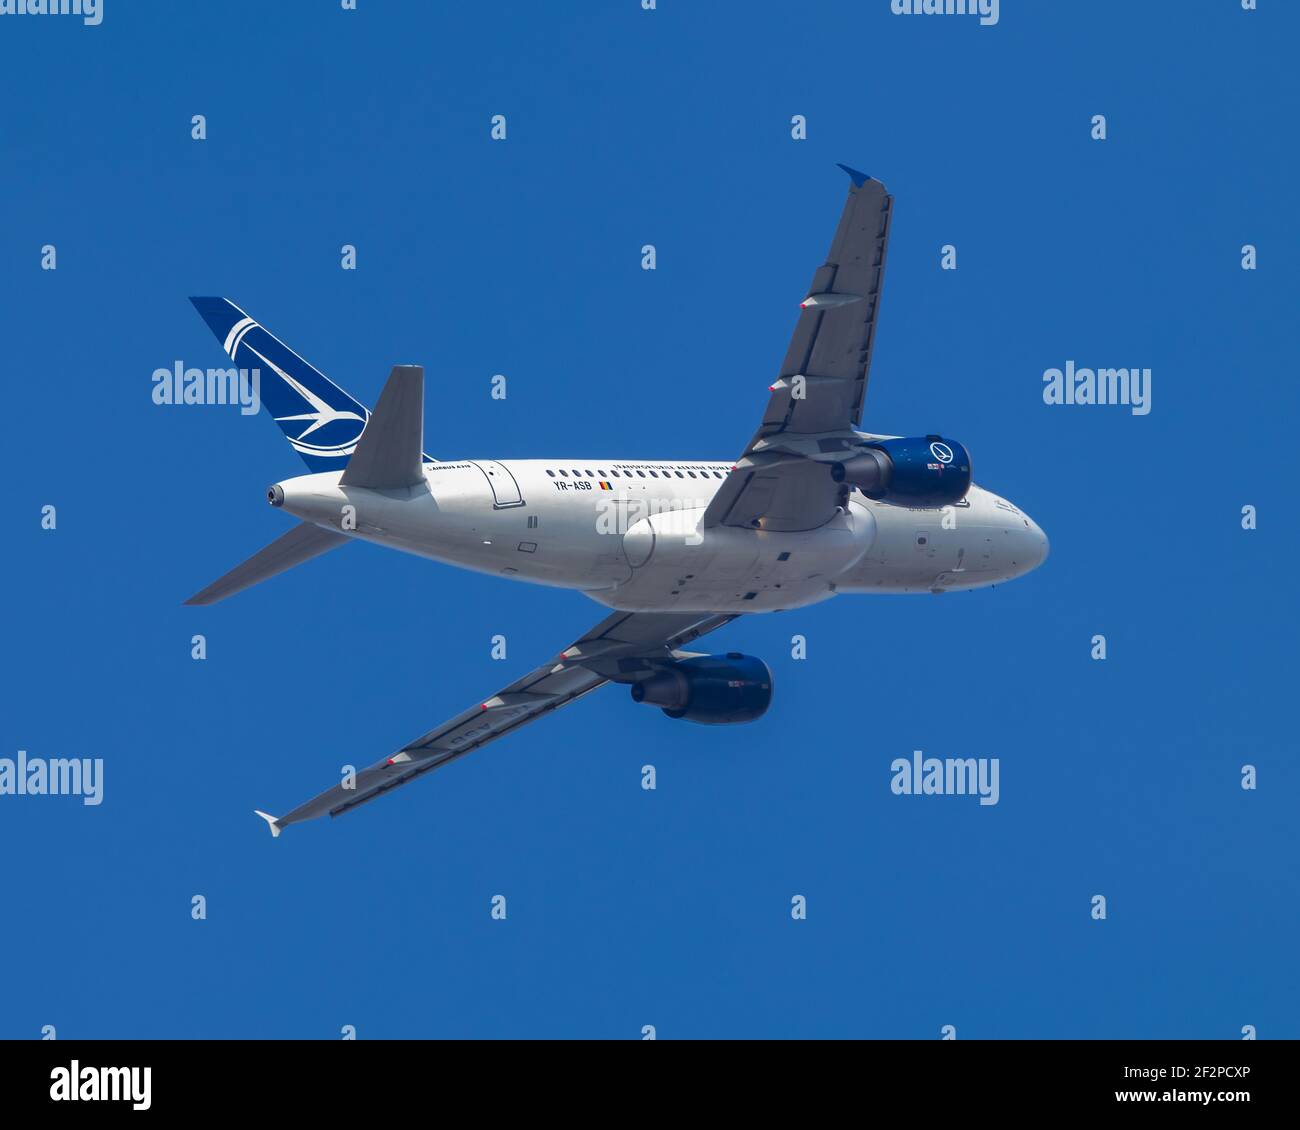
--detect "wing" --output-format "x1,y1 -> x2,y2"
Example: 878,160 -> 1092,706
704,165 -> 893,532
254,610 -> 735,835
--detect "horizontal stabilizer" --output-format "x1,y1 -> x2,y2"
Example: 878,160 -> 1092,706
185,521 -> 348,606
340,365 -> 425,490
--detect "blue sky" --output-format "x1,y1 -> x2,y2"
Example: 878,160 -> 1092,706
1,0 -> 1295,1039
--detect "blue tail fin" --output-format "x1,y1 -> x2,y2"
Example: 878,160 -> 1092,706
189,298 -> 370,472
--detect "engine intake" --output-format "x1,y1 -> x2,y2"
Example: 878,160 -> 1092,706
630,653 -> 773,725
832,435 -> 971,507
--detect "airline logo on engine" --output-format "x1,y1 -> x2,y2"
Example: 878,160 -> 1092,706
929,441 -> 954,464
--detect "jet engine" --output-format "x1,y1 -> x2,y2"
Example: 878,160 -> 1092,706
832,435 -> 971,507
630,653 -> 773,725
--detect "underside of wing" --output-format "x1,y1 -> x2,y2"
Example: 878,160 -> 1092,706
758,167 -> 892,443
705,166 -> 894,532
703,453 -> 843,532
256,610 -> 735,834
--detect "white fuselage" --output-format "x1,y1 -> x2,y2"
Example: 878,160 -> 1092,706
272,456 -> 1048,613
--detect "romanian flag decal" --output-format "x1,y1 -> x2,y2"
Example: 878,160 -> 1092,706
598,481 -> 612,490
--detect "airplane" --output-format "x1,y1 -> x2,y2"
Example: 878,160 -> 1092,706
186,165 -> 1048,837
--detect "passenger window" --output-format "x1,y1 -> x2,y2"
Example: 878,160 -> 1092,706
545,470 -> 555,477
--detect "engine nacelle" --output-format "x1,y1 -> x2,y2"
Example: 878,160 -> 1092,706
630,653 -> 773,725
832,435 -> 971,507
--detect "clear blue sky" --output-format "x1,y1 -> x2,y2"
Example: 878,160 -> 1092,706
2,1 -> 1295,1039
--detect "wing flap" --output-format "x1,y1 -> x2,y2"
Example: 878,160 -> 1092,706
705,457 -> 840,532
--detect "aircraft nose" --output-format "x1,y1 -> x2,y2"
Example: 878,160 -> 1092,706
1024,515 -> 1049,570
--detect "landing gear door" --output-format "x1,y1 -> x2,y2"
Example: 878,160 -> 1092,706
470,460 -> 525,509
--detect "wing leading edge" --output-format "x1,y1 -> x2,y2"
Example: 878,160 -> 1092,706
255,610 -> 736,835
704,166 -> 893,532
758,165 -> 892,443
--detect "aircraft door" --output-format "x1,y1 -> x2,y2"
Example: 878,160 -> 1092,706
470,460 -> 525,509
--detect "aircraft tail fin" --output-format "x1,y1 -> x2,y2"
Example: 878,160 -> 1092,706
189,298 -> 371,472
184,521 -> 348,606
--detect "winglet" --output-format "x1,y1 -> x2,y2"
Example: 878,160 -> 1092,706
254,810 -> 282,838
836,163 -> 872,188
